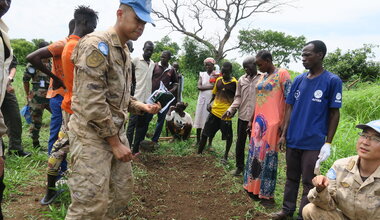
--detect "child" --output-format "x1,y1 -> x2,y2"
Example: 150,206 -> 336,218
166,102 -> 193,141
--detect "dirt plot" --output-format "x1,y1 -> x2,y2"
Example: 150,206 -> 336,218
4,153 -> 268,219
124,154 -> 268,220
5,184 -> 49,219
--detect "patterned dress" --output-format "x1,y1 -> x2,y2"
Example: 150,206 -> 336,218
243,69 -> 291,199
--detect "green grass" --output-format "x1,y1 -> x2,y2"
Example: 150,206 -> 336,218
3,66 -> 380,219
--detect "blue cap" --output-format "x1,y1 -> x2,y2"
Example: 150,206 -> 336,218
120,0 -> 155,26
356,119 -> 380,134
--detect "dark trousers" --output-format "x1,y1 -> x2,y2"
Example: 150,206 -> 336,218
151,107 -> 169,143
282,147 -> 319,219
235,119 -> 249,170
127,114 -> 138,146
130,113 -> 153,154
1,91 -> 23,151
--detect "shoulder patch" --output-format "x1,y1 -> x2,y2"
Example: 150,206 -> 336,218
346,159 -> 356,171
98,42 -> 109,56
326,168 -> 337,180
86,50 -> 105,68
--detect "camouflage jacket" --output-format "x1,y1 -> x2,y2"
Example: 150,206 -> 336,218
308,155 -> 380,220
23,62 -> 51,97
69,27 -> 144,142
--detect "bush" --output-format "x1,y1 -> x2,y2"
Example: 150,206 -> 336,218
324,45 -> 380,82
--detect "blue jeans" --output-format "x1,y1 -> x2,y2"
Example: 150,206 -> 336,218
47,95 -> 67,173
151,107 -> 169,142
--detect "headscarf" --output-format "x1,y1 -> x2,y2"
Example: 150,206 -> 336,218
203,57 -> 216,65
255,114 -> 267,137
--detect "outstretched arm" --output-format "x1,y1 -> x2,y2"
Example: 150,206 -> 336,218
26,47 -> 65,89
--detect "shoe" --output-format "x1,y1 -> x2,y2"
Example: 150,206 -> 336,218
40,189 -> 64,205
9,150 -> 31,157
270,210 -> 293,220
230,168 -> 243,176
246,191 -> 261,201
260,198 -> 276,208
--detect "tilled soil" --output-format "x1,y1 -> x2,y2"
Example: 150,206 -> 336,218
5,154 -> 268,219
124,154 -> 268,220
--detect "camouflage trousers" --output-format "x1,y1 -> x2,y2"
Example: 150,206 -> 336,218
48,131 -> 69,176
65,132 -> 133,220
302,203 -> 347,220
48,111 -> 71,176
29,94 -> 50,145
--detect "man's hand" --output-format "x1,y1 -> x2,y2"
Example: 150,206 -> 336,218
277,136 -> 286,152
207,103 -> 212,112
312,175 -> 329,193
26,92 -> 33,103
6,83 -> 14,93
111,142 -> 134,162
318,143 -> 331,162
221,110 -> 232,120
52,77 -> 65,90
142,102 -> 162,114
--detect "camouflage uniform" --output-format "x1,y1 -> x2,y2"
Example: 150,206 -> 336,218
303,156 -> 380,220
23,63 -> 51,146
66,27 -> 145,219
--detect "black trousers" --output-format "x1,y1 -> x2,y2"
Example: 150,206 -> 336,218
282,147 -> 319,219
1,91 -> 23,151
127,113 -> 153,154
235,119 -> 249,170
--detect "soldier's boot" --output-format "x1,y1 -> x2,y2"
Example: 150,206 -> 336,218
40,175 -> 62,205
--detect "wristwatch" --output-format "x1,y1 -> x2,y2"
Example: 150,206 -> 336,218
8,77 -> 14,83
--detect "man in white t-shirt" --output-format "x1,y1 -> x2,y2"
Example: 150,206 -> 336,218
166,102 -> 192,141
126,41 -> 155,154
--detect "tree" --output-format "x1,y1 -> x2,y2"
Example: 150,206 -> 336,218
324,44 -> 380,82
152,36 -> 180,62
10,38 -> 36,65
238,29 -> 306,67
10,38 -> 50,65
153,0 -> 288,62
179,37 -> 212,76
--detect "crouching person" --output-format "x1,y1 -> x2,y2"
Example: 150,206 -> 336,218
303,119 -> 380,220
166,102 -> 193,141
65,0 -> 161,219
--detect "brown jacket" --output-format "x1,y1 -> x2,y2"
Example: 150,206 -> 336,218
308,156 -> 380,220
69,28 -> 144,143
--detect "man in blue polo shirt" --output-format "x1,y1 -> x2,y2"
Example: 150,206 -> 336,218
271,40 -> 342,220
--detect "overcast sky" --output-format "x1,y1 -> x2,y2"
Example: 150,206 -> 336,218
4,0 -> 380,72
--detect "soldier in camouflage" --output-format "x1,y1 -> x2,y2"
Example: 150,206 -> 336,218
23,43 -> 51,148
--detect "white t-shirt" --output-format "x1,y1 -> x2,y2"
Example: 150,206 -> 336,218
165,111 -> 193,128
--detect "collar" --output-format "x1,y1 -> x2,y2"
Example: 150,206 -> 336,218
244,72 -> 262,79
158,61 -> 172,71
107,27 -> 123,48
139,56 -> 152,63
68,35 -> 81,40
0,19 -> 9,32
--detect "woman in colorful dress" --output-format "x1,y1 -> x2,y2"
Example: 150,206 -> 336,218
243,50 -> 292,207
193,57 -> 220,146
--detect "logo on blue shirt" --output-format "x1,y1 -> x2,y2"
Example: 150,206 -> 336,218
294,90 -> 300,100
335,92 -> 342,103
312,90 -> 323,102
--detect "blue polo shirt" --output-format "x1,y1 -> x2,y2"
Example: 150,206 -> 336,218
286,70 -> 342,150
